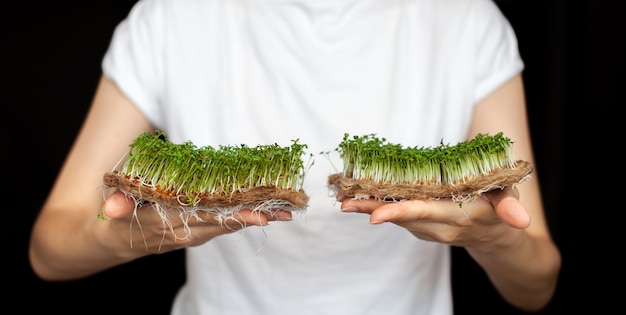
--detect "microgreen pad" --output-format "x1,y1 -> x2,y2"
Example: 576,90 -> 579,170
328,132 -> 532,204
103,131 -> 311,211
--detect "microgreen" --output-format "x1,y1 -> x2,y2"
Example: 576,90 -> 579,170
119,131 -> 311,198
335,132 -> 516,186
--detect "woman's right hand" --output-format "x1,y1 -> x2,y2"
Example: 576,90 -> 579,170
100,190 -> 293,256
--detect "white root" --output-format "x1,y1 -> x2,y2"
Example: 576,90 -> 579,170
99,185 -> 304,252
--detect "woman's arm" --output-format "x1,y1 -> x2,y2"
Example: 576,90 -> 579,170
464,73 -> 561,311
29,75 -> 287,281
28,76 -> 155,280
339,73 -> 561,312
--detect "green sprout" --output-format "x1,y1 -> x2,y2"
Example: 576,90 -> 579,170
335,132 -> 516,186
119,131 -> 310,198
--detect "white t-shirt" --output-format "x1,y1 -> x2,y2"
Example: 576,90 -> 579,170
102,0 -> 523,314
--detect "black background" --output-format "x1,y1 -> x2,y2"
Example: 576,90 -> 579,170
3,1 -> 618,314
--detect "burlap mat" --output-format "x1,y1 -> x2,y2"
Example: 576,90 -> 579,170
103,172 -> 309,210
327,160 -> 533,201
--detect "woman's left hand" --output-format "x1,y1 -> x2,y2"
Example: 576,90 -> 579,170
338,186 -> 530,247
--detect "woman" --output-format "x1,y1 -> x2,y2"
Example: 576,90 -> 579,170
29,0 -> 561,314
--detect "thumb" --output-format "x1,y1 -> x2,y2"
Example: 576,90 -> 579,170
484,187 -> 531,229
102,191 -> 137,219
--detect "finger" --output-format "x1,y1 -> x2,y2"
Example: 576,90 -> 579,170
341,198 -> 431,225
369,201 -> 416,224
102,191 -> 137,219
233,209 -> 271,226
268,210 -> 293,221
484,187 -> 530,229
340,197 -> 384,214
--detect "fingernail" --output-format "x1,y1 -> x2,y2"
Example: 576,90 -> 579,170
274,211 -> 293,221
341,207 -> 358,213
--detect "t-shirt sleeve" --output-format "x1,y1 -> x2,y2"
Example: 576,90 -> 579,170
101,0 -> 165,128
471,0 -> 524,103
